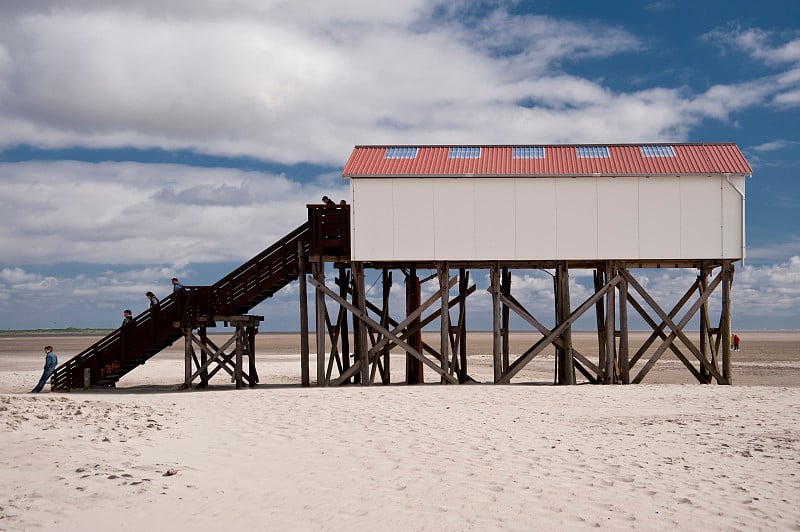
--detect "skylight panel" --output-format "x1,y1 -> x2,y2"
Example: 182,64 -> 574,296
384,147 -> 418,159
576,146 -> 610,158
640,145 -> 676,157
512,147 -> 545,159
449,147 -> 481,158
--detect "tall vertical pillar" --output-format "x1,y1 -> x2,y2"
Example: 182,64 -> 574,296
439,262 -> 451,382
353,262 -> 369,385
313,260 -> 326,386
405,267 -> 423,384
555,262 -> 575,385
721,261 -> 733,384
298,241 -> 310,386
491,264 -> 502,384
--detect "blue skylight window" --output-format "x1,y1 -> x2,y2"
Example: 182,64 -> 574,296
512,147 -> 545,159
449,147 -> 481,158
576,146 -> 610,158
384,147 -> 418,159
640,145 -> 676,157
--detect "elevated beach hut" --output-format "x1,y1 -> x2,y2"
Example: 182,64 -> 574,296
302,143 -> 750,386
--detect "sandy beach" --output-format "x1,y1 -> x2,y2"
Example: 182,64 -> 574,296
1,331 -> 799,530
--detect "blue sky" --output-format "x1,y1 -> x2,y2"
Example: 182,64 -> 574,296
0,0 -> 798,332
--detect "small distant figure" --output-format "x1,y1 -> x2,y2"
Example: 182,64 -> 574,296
172,277 -> 185,292
146,291 -> 159,307
339,199 -> 346,205
31,346 -> 58,393
321,195 -> 336,206
121,309 -> 133,327
733,333 -> 740,351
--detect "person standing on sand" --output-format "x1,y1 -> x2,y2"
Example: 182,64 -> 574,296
733,333 -> 741,351
31,346 -> 58,393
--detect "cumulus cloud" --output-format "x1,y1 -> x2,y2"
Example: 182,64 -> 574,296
0,161 -> 347,266
1,2 -> 795,163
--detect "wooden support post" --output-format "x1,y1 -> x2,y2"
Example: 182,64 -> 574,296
233,323 -> 245,390
247,326 -> 258,387
501,267 -> 511,376
353,262 -> 370,385
298,241 -> 310,387
604,262 -> 616,384
405,267 -> 423,384
556,262 -> 575,385
381,268 -> 391,384
184,328 -> 193,389
594,269 -> 607,382
618,267 -> 630,384
439,262 -> 451,381
721,261 -> 733,385
313,260 -> 326,386
491,264 -> 502,384
199,326 -> 209,388
699,267 -> 711,383
458,268 -> 469,384
340,266 -> 351,384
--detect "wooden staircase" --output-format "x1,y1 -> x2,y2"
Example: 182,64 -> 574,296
51,222 -> 313,390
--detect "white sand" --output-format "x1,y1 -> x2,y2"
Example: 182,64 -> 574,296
1,333 -> 799,531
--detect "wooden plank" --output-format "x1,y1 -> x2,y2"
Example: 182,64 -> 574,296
458,269 -> 469,384
501,267 -> 511,375
339,267 -> 351,382
557,262 -> 575,384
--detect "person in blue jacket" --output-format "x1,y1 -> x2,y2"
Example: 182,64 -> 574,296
31,345 -> 58,393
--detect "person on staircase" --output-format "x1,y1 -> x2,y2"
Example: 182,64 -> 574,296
121,309 -> 133,327
31,346 -> 58,393
146,291 -> 159,308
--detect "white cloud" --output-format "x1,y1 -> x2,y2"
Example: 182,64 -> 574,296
2,2 -> 794,163
0,161 -> 347,266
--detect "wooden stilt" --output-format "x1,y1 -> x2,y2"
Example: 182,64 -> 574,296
594,270 -> 607,382
199,326 -> 209,388
501,267 -> 511,376
699,267 -> 711,383
313,260 -> 326,386
406,267 -> 423,384
381,268 -> 391,384
298,241 -> 310,387
234,324 -> 243,389
184,328 -> 192,389
353,262 -> 369,385
491,264 -> 502,384
721,261 -> 733,384
247,326 -> 258,387
439,262 -> 450,381
458,268 -> 469,384
618,268 -> 630,384
556,262 -> 575,384
340,266 -> 351,383
605,262 -> 616,384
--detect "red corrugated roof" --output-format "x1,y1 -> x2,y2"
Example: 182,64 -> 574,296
342,144 -> 752,177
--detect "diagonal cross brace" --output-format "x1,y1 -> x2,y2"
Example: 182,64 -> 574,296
621,269 -> 725,384
499,274 -> 623,384
308,276 -> 458,384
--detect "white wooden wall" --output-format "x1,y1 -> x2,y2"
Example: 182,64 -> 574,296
349,175 -> 746,261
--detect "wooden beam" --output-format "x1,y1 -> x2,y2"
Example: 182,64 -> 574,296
313,260 -> 326,386
721,262 -> 733,384
439,262 -> 450,381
